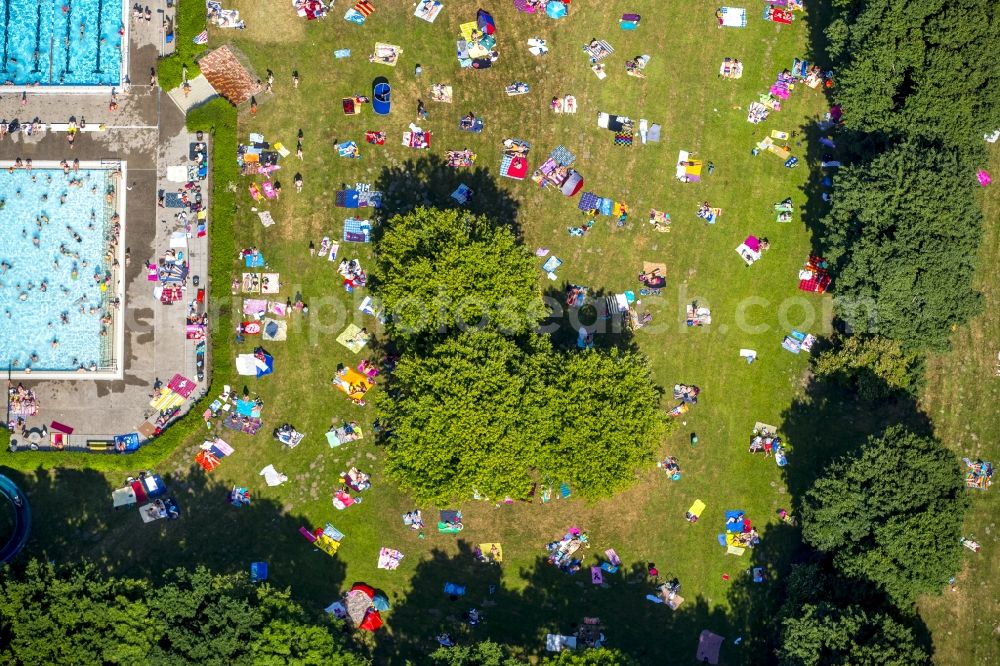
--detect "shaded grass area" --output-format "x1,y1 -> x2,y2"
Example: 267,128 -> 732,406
4,1 -> 996,664
915,144 -> 1000,666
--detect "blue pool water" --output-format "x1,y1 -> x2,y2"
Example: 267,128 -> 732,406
0,0 -> 124,86
0,168 -> 115,371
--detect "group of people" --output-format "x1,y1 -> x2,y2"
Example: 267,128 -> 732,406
0,118 -> 44,139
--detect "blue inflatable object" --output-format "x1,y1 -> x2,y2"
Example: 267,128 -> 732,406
251,562 -> 269,582
443,582 -> 466,597
546,1 -> 567,19
373,77 -> 391,115
0,475 -> 31,564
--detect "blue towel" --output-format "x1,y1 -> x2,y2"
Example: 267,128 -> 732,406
334,49 -> 351,58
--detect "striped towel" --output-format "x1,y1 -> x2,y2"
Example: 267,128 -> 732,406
193,30 -> 209,45
354,0 -> 375,16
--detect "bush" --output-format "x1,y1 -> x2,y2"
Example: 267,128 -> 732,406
0,100 -> 238,473
157,0 -> 208,91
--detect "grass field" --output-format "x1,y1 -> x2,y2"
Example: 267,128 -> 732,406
1,1 -> 996,663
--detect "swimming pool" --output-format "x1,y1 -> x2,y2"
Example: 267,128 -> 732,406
0,166 -> 118,372
0,0 -> 125,87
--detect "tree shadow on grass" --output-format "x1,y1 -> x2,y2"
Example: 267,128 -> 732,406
0,463 -> 348,612
777,370 -> 933,509
375,543 -> 736,665
372,155 -> 521,236
541,281 -> 641,353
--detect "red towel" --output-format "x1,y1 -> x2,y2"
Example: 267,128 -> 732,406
50,420 -> 74,434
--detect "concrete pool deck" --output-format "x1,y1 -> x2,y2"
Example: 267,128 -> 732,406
4,1 -> 214,449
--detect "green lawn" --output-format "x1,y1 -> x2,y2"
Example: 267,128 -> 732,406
1,1 -> 995,663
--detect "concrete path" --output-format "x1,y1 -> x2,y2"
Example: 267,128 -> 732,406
166,75 -> 219,115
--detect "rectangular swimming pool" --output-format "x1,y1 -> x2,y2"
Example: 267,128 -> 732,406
0,0 -> 125,87
0,162 -> 125,375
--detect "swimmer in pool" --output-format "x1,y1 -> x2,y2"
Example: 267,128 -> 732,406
39,281 -> 46,292
40,193 -> 47,202
60,313 -> 69,324
59,194 -> 66,204
51,339 -> 58,349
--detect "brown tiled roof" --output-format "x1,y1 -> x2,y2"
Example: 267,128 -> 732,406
198,46 -> 261,105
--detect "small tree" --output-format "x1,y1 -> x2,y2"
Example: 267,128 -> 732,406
375,208 -> 544,347
429,640 -> 525,666
812,335 -> 922,400
801,426 -> 969,605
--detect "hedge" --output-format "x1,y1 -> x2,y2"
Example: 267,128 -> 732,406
0,100 -> 239,473
157,0 -> 208,91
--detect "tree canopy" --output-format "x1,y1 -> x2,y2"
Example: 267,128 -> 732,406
374,206 -> 667,503
379,330 -> 557,502
776,564 -> 930,666
828,0 -> 1000,150
379,332 -> 666,502
375,208 -> 544,345
818,143 -> 982,350
812,335 -> 922,400
540,348 -> 666,494
0,562 -> 367,666
800,426 -> 969,605
427,642 -> 636,666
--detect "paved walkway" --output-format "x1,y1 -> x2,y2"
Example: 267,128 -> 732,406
4,6 -> 214,452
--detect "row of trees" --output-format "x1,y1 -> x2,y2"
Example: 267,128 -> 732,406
372,208 -> 668,503
769,0 -> 992,659
819,0 -> 997,351
0,562 -> 365,665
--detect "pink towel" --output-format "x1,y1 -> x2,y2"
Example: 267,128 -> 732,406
262,182 -> 277,199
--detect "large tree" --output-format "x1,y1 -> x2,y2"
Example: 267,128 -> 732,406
828,0 -> 1000,149
378,333 -> 667,502
375,208 -> 545,346
0,560 -> 157,664
541,349 -> 666,495
0,563 -> 367,666
379,330 -> 557,502
818,143 -> 982,351
801,426 -> 969,605
776,564 -> 930,666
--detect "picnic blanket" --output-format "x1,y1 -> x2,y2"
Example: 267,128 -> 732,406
430,84 -> 453,103
260,273 -> 279,294
260,464 -> 288,486
584,40 -> 614,62
415,0 -> 443,22
718,6 -> 747,27
402,130 -> 431,149
243,297 -> 268,315
370,42 -> 401,66
261,318 -> 287,341
337,324 -> 371,353
720,58 -> 743,79
377,547 -> 404,570
343,218 -> 372,242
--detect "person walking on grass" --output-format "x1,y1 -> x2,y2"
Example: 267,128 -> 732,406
417,99 -> 428,120
292,70 -> 299,88
294,173 -> 303,193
